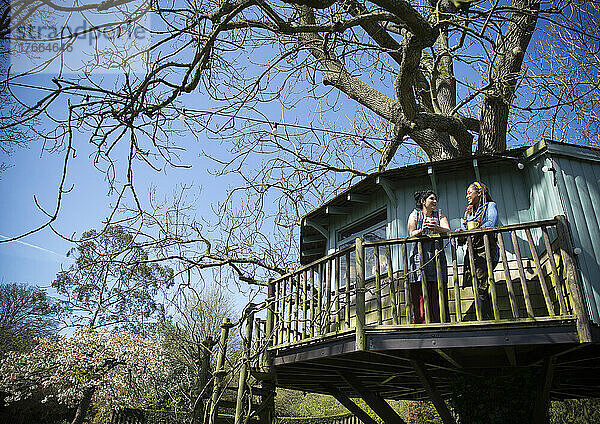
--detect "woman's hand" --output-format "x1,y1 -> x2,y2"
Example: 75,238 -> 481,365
410,227 -> 425,237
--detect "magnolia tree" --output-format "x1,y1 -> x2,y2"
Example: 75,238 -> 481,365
0,330 -> 169,424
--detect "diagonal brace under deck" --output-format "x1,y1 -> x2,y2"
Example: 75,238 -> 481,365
338,371 -> 407,424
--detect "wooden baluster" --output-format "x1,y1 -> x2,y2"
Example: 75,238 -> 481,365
511,230 -> 534,318
317,263 -> 323,336
435,238 -> 447,323
374,246 -> 383,325
418,241 -> 431,324
402,242 -> 412,324
294,274 -> 300,341
355,238 -> 366,350
483,233 -> 500,320
498,232 -> 519,319
541,226 -> 568,316
279,279 -> 285,345
310,268 -> 315,337
451,238 -> 461,323
525,228 -> 556,316
386,244 -> 399,325
346,252 -> 351,327
302,270 -> 308,339
467,235 -> 483,321
335,255 -> 341,331
274,280 -> 280,345
266,280 -> 276,358
326,259 -> 332,334
286,277 -> 293,343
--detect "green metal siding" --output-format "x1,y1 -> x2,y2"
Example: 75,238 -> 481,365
308,141 -> 600,325
552,154 -> 600,323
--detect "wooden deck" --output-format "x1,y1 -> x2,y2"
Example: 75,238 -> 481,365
257,217 -> 599,401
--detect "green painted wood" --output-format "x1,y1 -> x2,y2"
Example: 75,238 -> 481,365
497,233 -> 519,319
334,256 -> 341,331
435,239 -> 447,323
418,241 -> 431,324
556,215 -> 592,342
541,226 -> 568,315
466,236 -> 482,321
525,228 -> 556,316
451,241 -> 461,322
386,244 -> 399,325
402,243 -> 412,324
310,268 -> 316,337
355,238 -> 366,351
325,260 -> 332,334
374,246 -> 383,325
345,252 -> 351,328
287,277 -> 292,344
511,230 -> 534,318
484,234 -> 500,320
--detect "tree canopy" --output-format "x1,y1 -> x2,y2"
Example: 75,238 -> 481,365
1,0 -> 599,295
0,282 -> 59,355
52,225 -> 174,332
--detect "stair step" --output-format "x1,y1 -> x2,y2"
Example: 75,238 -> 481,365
224,386 -> 272,396
250,369 -> 273,381
214,414 -> 259,424
218,399 -> 260,410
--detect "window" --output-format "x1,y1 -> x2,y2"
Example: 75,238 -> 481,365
337,209 -> 388,282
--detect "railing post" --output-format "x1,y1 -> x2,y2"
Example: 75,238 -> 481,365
265,279 -> 275,365
355,237 -> 366,350
555,215 -> 592,342
235,304 -> 255,424
210,318 -> 233,424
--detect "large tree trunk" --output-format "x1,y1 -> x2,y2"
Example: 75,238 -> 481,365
479,0 -> 540,153
71,387 -> 95,424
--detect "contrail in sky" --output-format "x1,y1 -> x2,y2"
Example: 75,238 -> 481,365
0,235 -> 70,260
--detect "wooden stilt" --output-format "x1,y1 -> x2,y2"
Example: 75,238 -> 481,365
209,318 -> 234,424
532,356 -> 555,424
235,304 -> 255,424
325,385 -> 378,424
410,358 -> 455,424
339,371 -> 407,424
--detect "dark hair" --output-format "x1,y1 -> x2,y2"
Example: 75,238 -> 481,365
414,190 -> 436,209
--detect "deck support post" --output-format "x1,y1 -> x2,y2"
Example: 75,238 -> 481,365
193,335 -> 215,424
531,356 -> 555,424
338,371 -> 407,424
209,318 -> 233,424
555,215 -> 592,342
325,385 -> 378,424
410,359 -> 455,424
235,304 -> 255,424
259,281 -> 276,424
355,237 -> 366,351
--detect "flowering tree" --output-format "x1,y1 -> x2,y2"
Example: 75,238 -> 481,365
0,330 -> 168,424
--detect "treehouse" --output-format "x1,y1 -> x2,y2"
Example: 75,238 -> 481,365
250,140 -> 600,423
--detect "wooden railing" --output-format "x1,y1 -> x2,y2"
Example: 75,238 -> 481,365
267,216 -> 591,350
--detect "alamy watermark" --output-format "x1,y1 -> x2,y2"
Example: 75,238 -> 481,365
8,2 -> 151,74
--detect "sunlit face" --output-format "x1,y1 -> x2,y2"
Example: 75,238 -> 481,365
466,185 -> 480,206
422,193 -> 438,211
